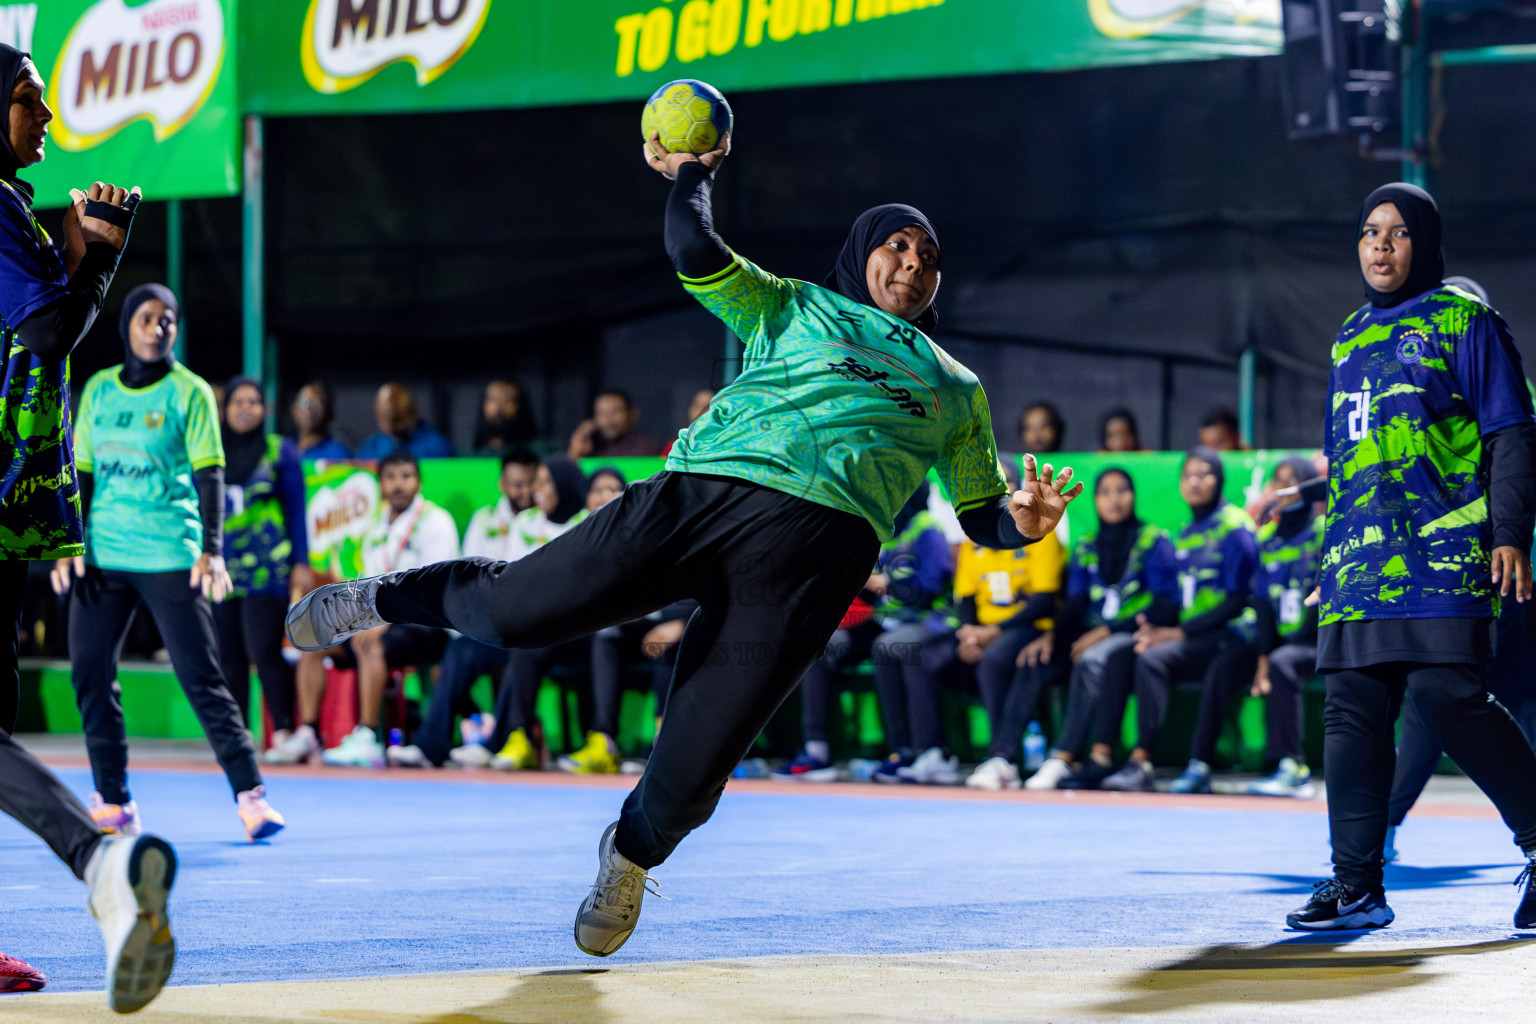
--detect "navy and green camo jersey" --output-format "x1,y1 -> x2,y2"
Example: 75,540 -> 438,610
1321,284 -> 1534,624
1255,516 -> 1324,643
665,253 -> 1008,542
76,363 -> 224,572
1174,502 -> 1259,629
0,178 -> 80,560
1066,524 -> 1178,630
224,435 -> 306,597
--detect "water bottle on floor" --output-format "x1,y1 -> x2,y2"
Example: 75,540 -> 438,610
1023,722 -> 1046,771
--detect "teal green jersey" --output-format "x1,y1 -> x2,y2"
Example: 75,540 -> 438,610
664,253 -> 1008,542
75,364 -> 225,572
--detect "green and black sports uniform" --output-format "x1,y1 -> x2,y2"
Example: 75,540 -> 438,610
374,162 -> 1033,868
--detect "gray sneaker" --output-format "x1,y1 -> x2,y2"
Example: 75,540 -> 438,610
87,834 -> 177,1014
1101,759 -> 1156,792
574,822 -> 666,957
285,576 -> 392,651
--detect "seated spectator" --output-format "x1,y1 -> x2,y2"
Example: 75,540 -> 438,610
357,382 -> 456,460
269,452 -> 460,766
1241,457 -> 1323,797
447,457 -> 592,769
1099,408 -> 1144,453
1101,447 -> 1258,792
386,450 -> 541,768
1021,402 -> 1064,453
662,388 -> 717,457
577,599 -> 697,774
289,381 -> 352,460
585,466 -> 627,511
1023,468 -> 1180,790
473,378 -> 540,457
773,485 -> 952,782
568,389 -> 659,459
1197,407 -> 1245,452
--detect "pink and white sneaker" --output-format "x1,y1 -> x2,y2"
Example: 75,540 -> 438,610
236,786 -> 285,842
88,793 -> 142,837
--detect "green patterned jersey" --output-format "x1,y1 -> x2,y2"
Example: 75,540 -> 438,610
665,253 -> 1008,542
0,178 -> 80,560
1321,285 -> 1534,623
76,364 -> 225,572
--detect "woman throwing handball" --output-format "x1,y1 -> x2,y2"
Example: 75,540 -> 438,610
287,128 -> 1083,956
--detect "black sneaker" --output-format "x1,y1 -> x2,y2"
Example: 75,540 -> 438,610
1513,860 -> 1536,929
1058,759 -> 1114,790
1286,878 -> 1394,930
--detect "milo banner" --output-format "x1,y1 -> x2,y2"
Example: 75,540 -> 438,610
18,0 -> 239,208
241,0 -> 1281,116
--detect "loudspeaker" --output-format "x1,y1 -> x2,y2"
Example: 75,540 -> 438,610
1280,0 -> 1398,140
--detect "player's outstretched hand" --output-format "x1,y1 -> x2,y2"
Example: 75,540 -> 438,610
643,130 -> 730,181
1491,544 -> 1532,603
68,182 -> 142,251
1008,453 -> 1085,540
50,556 -> 84,596
191,553 -> 233,604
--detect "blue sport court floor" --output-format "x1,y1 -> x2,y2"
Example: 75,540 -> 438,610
1,746 -> 1533,1023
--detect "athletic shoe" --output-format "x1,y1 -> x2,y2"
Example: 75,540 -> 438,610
1286,878 -> 1394,930
558,732 -> 620,774
0,952 -> 45,993
1246,757 -> 1317,799
966,756 -> 1023,791
236,786 -> 285,843
264,724 -> 321,765
321,725 -> 385,768
284,574 -> 394,651
1023,756 -> 1073,791
1514,857 -> 1536,929
387,744 -> 431,768
492,727 -> 540,771
265,729 -> 291,756
86,834 -> 177,1013
448,742 -> 494,768
1058,758 -> 1115,790
770,749 -> 839,782
620,757 -> 648,775
872,751 -> 915,784
574,822 -> 666,957
1101,759 -> 1156,793
88,793 -> 142,837
896,747 -> 962,785
1168,759 -> 1212,794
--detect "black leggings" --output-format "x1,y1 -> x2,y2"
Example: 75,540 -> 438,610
0,560 -> 103,879
591,619 -> 678,739
376,471 -> 880,868
214,591 -> 295,733
69,567 -> 263,802
800,621 -> 881,746
485,637 -> 591,751
416,636 -> 509,765
1324,662 -> 1536,892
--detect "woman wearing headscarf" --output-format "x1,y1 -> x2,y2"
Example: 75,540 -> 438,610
1099,447 -> 1258,793
288,130 -> 1083,958
1286,184 -> 1536,932
51,286 -> 284,847
0,44 -> 182,1007
215,377 -> 311,748
1021,467 -> 1179,790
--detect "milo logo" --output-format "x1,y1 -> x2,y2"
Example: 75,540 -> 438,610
302,0 -> 492,94
47,0 -> 226,150
306,466 -> 380,579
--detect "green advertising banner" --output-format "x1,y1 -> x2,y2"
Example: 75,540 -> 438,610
17,0 -> 239,208
240,0 -> 1281,116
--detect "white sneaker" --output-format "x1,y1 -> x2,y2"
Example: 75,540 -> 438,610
265,729 -> 291,755
966,756 -> 1022,791
86,834 -> 177,1014
387,744 -> 429,768
321,725 -> 385,768
1024,756 -> 1074,791
265,724 -> 321,765
285,575 -> 394,651
573,822 -> 665,957
896,747 -> 962,785
448,743 -> 494,768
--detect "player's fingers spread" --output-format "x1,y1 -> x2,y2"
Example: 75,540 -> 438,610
1022,454 -> 1037,484
1054,466 -> 1074,493
1039,463 -> 1055,487
1063,482 -> 1086,501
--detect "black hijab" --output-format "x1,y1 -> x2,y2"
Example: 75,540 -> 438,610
1093,468 -> 1141,585
221,376 -> 268,486
1274,456 -> 1319,538
542,457 -> 588,526
1359,182 -> 1444,309
118,283 -> 179,389
0,44 -> 31,189
825,204 -> 940,335
1185,445 -> 1226,522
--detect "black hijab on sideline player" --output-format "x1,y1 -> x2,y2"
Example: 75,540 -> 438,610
0,44 -> 31,186
1186,445 -> 1225,522
221,376 -> 268,486
543,457 -> 588,526
1275,456 -> 1318,537
1094,467 -> 1141,585
1360,182 -> 1445,308
825,204 -> 940,335
118,283 -> 178,389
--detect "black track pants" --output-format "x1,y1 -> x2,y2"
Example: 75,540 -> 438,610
214,591 -> 295,732
0,560 -> 104,879
69,568 -> 263,802
376,472 -> 880,868
1130,634 -> 1228,755
1055,632 -> 1137,756
1264,643 -> 1314,765
416,636 -> 509,765
1325,662 -> 1536,892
